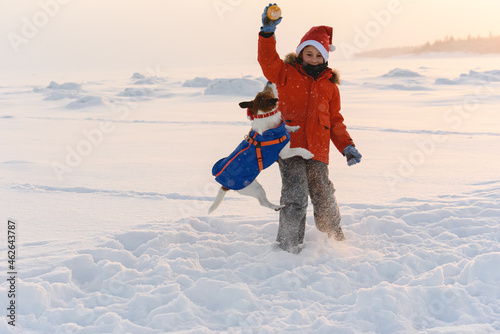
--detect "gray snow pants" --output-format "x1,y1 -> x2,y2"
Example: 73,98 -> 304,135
277,156 -> 342,250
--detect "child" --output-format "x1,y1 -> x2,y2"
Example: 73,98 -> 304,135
258,4 -> 362,254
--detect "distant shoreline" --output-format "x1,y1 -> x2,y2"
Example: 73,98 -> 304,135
356,34 -> 500,58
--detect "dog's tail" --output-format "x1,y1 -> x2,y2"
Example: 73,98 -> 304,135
208,187 -> 228,214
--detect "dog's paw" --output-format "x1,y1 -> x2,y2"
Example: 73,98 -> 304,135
285,125 -> 300,133
273,204 -> 285,211
301,151 -> 314,160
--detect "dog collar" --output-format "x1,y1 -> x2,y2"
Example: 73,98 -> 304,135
247,109 -> 279,121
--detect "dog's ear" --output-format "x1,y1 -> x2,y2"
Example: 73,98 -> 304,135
263,98 -> 278,109
239,101 -> 253,109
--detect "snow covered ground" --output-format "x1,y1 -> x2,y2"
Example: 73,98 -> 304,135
1,54 -> 500,333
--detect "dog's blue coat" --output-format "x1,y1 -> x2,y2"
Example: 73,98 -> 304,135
212,121 -> 290,190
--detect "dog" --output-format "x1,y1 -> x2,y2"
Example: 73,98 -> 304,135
209,82 -> 313,213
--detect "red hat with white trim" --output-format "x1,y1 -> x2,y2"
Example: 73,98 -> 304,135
296,26 -> 336,61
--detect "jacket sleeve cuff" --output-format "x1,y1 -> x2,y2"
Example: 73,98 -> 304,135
341,142 -> 355,155
259,31 -> 274,38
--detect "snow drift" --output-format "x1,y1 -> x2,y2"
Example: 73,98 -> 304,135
1,185 -> 499,333
204,77 -> 266,96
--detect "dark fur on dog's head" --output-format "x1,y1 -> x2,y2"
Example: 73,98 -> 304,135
239,82 -> 278,116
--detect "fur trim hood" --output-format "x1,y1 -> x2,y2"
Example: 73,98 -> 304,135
284,52 -> 340,84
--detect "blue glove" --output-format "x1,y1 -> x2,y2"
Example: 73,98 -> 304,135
261,3 -> 282,33
343,145 -> 362,166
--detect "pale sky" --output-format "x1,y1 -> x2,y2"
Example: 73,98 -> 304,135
1,0 -> 500,73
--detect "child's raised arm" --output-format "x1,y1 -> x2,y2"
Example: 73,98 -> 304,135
257,4 -> 290,86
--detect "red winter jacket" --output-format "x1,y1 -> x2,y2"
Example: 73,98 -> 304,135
258,34 -> 354,165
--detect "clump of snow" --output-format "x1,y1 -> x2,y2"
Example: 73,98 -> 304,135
382,68 -> 423,78
204,78 -> 264,96
65,95 -> 107,109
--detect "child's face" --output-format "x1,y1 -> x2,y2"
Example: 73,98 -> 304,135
301,46 -> 324,66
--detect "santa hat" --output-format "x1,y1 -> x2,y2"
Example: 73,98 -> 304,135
296,26 -> 336,61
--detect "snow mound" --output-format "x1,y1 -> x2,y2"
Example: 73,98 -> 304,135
43,91 -> 80,100
118,87 -> 155,98
434,78 -> 461,85
465,69 -> 500,81
130,72 -> 166,85
435,69 -> 500,85
47,81 -> 82,90
183,77 -> 213,88
131,72 -> 147,80
0,160 -> 44,176
33,81 -> 82,94
65,95 -> 107,109
383,84 -> 433,91
118,84 -> 173,100
0,160 -> 39,172
2,160 -> 32,165
465,252 -> 500,284
185,277 -> 254,311
204,78 -> 265,96
365,82 -> 433,91
134,77 -> 159,85
382,68 -> 423,78
156,92 -> 176,99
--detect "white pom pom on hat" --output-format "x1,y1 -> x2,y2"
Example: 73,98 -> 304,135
296,26 -> 336,61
